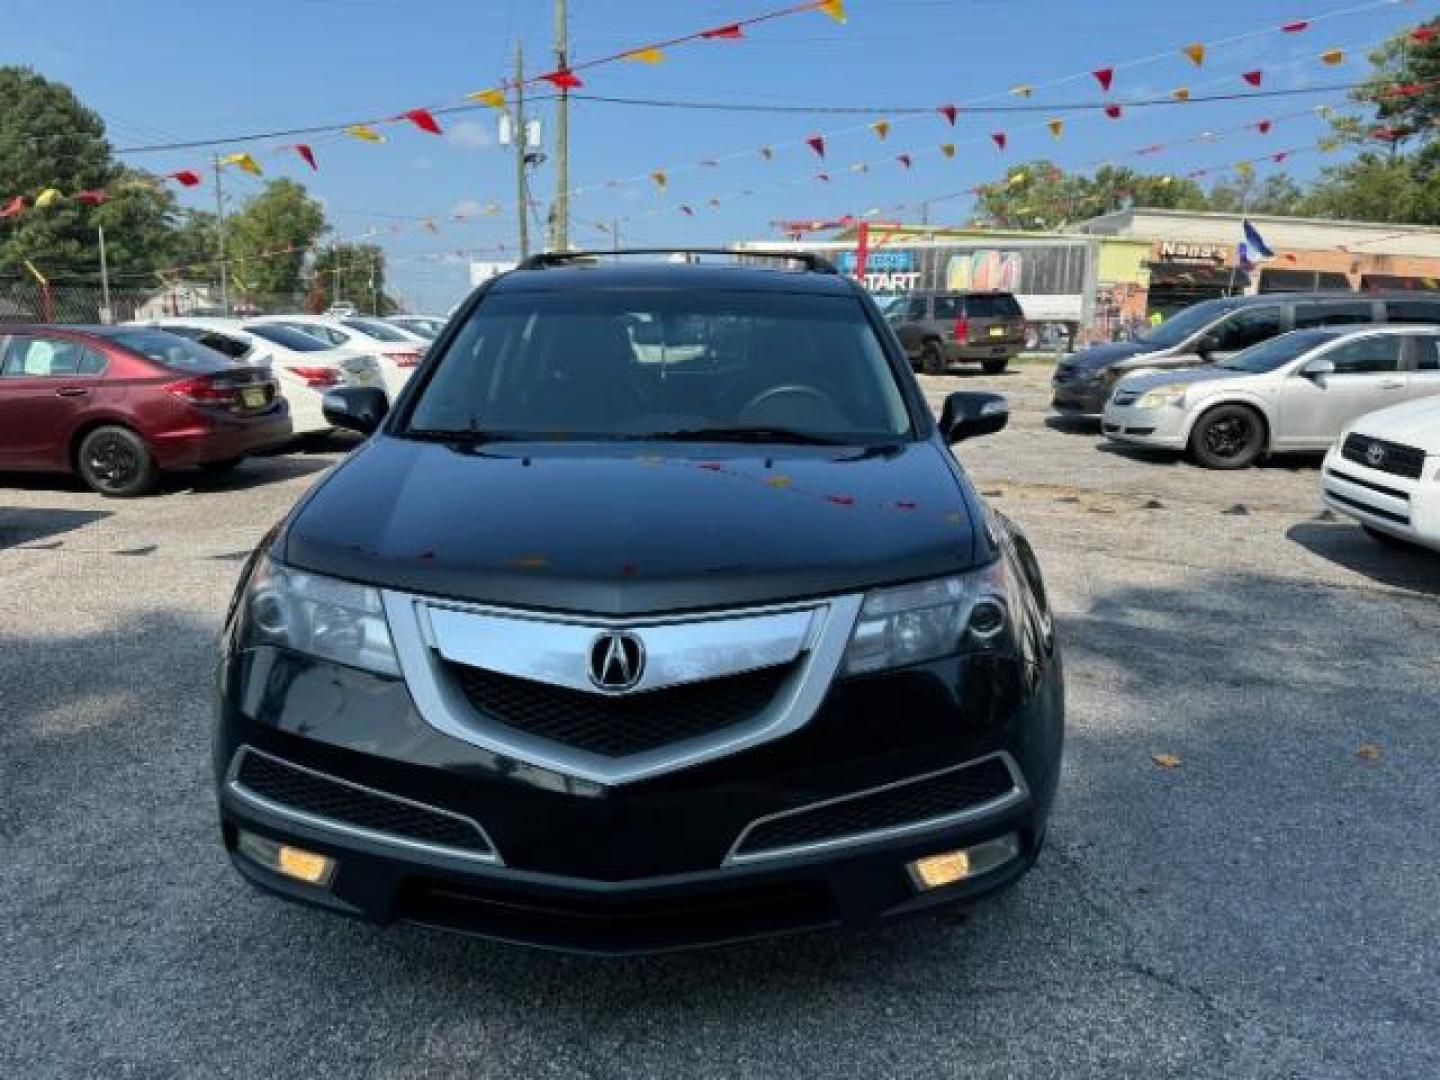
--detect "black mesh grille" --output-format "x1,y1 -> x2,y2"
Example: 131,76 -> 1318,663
1343,433 -> 1426,480
236,751 -> 491,854
735,756 -> 1017,857
447,662 -> 794,757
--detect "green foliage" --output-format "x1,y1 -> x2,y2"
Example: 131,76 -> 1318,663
1206,174 -> 1307,216
223,178 -> 327,298
309,243 -> 397,314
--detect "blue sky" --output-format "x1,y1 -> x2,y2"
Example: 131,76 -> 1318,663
2,0 -> 1424,310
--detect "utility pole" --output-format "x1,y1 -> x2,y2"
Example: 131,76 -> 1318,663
213,155 -> 229,316
552,0 -> 570,251
97,225 -> 112,323
514,41 -> 531,260
612,217 -> 619,254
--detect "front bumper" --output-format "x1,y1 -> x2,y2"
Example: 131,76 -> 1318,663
1321,448 -> 1440,552
1101,402 -> 1190,450
1050,381 -> 1109,416
215,646 -> 1063,954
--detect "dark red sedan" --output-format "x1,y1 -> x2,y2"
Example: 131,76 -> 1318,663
0,325 -> 291,496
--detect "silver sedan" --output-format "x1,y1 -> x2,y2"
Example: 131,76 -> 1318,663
1102,324 -> 1440,468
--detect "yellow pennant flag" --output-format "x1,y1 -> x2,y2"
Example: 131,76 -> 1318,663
423,219 -> 438,234
220,152 -> 263,175
1318,136 -> 1341,153
626,47 -> 664,63
345,125 -> 386,143
1008,172 -> 1027,186
1234,161 -> 1255,180
940,143 -> 956,158
650,170 -> 667,192
34,188 -> 64,208
1182,43 -> 1205,67
1158,175 -> 1174,186
1172,87 -> 1191,102
817,0 -> 846,24
1010,84 -> 1034,98
468,88 -> 507,109
1047,118 -> 1064,139
850,162 -> 869,173
482,201 -> 502,215
1320,48 -> 1344,65
870,119 -> 890,140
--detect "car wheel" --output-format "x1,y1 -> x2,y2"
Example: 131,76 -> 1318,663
922,342 -> 946,375
1362,524 -> 1414,549
982,359 -> 1009,375
1188,404 -> 1265,469
198,457 -> 245,474
77,426 -> 158,497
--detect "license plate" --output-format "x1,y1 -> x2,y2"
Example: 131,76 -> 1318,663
988,326 -> 1005,338
241,387 -> 266,409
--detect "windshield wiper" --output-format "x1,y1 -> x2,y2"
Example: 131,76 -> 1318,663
640,426 -> 851,446
402,427 -> 527,444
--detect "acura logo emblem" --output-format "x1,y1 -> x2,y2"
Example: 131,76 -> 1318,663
1365,443 -> 1386,468
589,631 -> 645,691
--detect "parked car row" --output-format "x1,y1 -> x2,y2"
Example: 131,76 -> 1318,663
1047,291 -> 1440,552
0,313 -> 448,495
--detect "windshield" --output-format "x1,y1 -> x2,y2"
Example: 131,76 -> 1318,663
395,318 -> 441,339
1136,299 -> 1232,349
246,324 -> 332,353
1217,329 -> 1340,373
403,290 -> 912,443
106,329 -> 235,373
342,318 -> 412,342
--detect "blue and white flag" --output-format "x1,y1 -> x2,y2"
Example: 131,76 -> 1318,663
1242,218 -> 1274,260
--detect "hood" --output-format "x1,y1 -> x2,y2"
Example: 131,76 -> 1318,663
1062,341 -> 1151,371
1348,395 -> 1440,452
282,437 -> 980,616
1116,366 -> 1247,394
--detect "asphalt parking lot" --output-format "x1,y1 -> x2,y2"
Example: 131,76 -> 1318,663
4,364 -> 1439,1079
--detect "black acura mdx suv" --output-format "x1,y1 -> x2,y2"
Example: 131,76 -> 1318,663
214,250 -> 1064,954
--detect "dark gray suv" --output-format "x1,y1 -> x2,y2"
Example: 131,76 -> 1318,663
888,291 -> 1027,375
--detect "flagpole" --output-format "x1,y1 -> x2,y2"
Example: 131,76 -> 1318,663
97,225 -> 112,323
213,155 -> 230,317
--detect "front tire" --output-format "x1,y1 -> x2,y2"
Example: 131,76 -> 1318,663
77,426 -> 158,497
922,341 -> 946,376
1188,404 -> 1265,469
982,358 -> 1009,375
198,457 -> 245,475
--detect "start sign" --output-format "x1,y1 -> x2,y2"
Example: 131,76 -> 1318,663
839,249 -> 923,292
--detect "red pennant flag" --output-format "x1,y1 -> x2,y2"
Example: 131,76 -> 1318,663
896,153 -> 912,169
701,23 -> 744,39
1104,104 -> 1123,119
1373,126 -> 1403,143
399,108 -> 442,135
294,144 -> 318,170
806,134 -> 826,158
990,131 -> 1007,150
1137,144 -> 1164,155
167,169 -> 202,187
1411,26 -> 1437,43
1256,120 -> 1272,134
1281,20 -> 1309,32
938,103 -> 958,125
1092,67 -> 1114,92
1281,253 -> 1298,263
680,205 -> 695,216
1272,151 -> 1290,163
816,172 -> 831,182
541,69 -> 583,89
74,190 -> 108,205
1242,70 -> 1263,87
0,195 -> 24,218
1391,83 -> 1426,98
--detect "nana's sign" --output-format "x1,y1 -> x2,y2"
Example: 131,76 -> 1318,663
1155,241 -> 1228,263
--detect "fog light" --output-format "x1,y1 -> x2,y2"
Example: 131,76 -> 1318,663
907,832 -> 1021,891
237,830 -> 336,887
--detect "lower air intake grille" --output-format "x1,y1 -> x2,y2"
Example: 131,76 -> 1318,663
447,662 -> 795,757
235,749 -> 493,855
733,755 -> 1020,860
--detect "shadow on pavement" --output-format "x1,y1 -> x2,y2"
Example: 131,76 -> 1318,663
1043,414 -> 1102,436
1288,519 -> 1440,596
0,507 -> 110,550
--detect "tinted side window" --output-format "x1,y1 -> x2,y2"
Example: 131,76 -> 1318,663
1385,300 -> 1440,325
1324,336 -> 1402,374
1413,336 -> 1440,371
964,294 -> 1023,319
932,296 -> 962,320
906,298 -> 928,320
196,332 -> 252,360
1,336 -> 106,377
1295,302 -> 1373,328
1212,306 -> 1282,351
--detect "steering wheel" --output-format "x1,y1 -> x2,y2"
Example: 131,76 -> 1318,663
739,384 -> 837,421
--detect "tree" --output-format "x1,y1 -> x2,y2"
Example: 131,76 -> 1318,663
1302,155 -> 1440,225
1349,15 -> 1440,150
309,243 -> 396,314
165,209 -> 220,279
224,178 -> 327,299
973,160 -> 1206,230
0,66 -> 178,284
1206,173 -> 1307,216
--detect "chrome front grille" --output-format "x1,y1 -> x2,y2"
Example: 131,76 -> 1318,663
1342,433 -> 1426,480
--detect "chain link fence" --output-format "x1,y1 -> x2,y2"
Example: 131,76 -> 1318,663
0,280 -> 317,326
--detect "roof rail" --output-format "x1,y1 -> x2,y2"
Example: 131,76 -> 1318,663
515,248 -> 838,274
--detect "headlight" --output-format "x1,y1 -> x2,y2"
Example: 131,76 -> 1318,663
843,562 -> 1010,675
1135,384 -> 1189,409
240,557 -> 399,676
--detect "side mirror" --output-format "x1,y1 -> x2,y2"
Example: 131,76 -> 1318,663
322,386 -> 389,435
940,391 -> 1009,444
1303,357 -> 1335,381
1194,332 -> 1222,357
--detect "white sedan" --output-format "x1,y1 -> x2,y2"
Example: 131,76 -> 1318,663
387,315 -> 447,340
134,317 -> 384,436
1322,393 -> 1440,552
248,315 -> 425,400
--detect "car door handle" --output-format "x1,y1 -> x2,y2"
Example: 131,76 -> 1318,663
55,387 -> 90,398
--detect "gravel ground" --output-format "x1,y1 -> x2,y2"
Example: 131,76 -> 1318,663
3,366 -> 1438,1079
